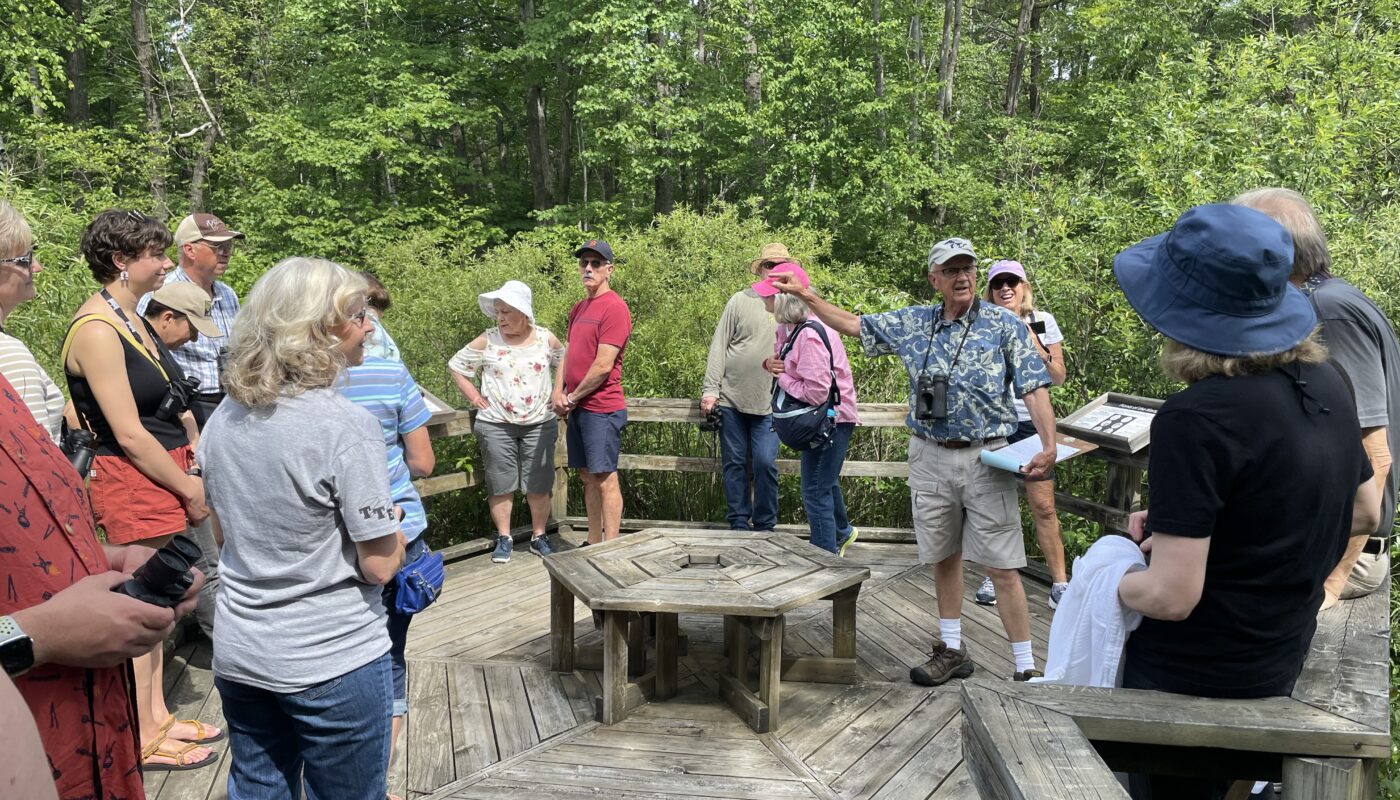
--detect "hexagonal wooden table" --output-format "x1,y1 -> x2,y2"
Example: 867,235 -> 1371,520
544,528 -> 870,732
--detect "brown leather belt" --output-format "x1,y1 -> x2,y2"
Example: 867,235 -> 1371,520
936,440 -> 973,449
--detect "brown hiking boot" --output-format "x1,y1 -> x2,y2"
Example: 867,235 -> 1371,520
909,642 -> 974,686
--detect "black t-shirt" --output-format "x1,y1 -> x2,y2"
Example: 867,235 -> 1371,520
67,318 -> 189,457
1125,362 -> 1372,698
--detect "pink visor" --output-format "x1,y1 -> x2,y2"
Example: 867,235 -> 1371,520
752,262 -> 810,297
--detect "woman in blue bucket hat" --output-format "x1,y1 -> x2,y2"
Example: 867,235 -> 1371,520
1109,204 -> 1381,799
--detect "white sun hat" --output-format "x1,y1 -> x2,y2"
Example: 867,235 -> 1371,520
478,280 -> 535,325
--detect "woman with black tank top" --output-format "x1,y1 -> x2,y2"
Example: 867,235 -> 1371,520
63,210 -> 220,773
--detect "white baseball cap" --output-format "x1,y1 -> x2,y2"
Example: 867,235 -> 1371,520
927,237 -> 977,270
478,280 -> 535,325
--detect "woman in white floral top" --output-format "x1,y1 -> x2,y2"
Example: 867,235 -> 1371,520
449,281 -> 566,561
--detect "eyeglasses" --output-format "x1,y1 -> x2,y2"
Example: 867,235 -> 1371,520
935,264 -> 976,278
578,258 -> 607,269
349,308 -> 369,324
989,277 -> 1021,290
0,250 -> 34,269
197,240 -> 235,255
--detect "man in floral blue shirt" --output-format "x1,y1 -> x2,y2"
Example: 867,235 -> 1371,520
769,237 -> 1057,687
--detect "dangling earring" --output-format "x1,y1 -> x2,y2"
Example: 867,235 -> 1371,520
119,269 -> 129,286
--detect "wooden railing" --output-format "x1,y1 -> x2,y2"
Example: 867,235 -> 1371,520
414,396 -> 1146,556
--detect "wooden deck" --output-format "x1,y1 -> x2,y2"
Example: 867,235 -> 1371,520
148,531 -> 1058,800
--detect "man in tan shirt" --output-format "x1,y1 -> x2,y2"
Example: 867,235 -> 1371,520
700,243 -> 785,531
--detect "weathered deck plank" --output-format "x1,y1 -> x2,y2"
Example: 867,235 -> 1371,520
152,527 -> 1385,800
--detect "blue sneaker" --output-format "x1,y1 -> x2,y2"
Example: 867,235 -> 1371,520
491,536 -> 512,563
530,536 -> 555,557
1049,582 -> 1069,610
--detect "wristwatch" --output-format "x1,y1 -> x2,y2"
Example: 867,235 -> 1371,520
0,615 -> 35,677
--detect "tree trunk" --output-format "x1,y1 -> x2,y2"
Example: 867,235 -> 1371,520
189,124 -> 216,210
935,0 -> 962,120
61,0 -> 88,123
554,76 -> 574,206
27,67 -> 45,118
873,0 -> 885,141
696,0 -> 707,64
1028,4 -> 1044,119
130,0 -> 167,216
520,0 -> 554,212
1004,0 -> 1035,116
909,5 -> 924,142
741,0 -> 762,107
649,20 -> 674,217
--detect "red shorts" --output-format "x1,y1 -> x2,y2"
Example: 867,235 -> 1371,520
89,446 -> 193,544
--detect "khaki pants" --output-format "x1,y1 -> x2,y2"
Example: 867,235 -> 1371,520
1341,549 -> 1389,600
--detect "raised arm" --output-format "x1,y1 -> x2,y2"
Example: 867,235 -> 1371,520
768,273 -> 861,337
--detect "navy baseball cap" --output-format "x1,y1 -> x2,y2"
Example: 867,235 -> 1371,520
1113,204 -> 1315,357
573,238 -> 614,263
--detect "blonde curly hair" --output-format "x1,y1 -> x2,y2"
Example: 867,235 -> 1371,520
223,257 -> 369,407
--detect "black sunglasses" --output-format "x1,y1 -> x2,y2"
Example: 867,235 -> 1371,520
989,276 -> 1022,289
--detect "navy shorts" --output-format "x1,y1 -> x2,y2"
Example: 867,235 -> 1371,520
567,409 -> 627,473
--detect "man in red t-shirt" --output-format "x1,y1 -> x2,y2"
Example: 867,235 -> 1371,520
0,373 -> 205,798
554,239 -> 632,543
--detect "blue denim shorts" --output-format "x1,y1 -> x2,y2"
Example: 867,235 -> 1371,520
566,408 -> 627,473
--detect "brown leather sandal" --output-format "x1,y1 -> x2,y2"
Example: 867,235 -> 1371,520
141,735 -> 219,772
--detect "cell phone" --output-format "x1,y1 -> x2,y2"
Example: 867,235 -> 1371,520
1030,319 -> 1047,335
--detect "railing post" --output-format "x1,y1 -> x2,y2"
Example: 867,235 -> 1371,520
551,417 -> 569,525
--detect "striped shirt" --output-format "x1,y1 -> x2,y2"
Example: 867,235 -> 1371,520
137,267 -> 239,392
339,358 -> 433,540
0,332 -> 65,443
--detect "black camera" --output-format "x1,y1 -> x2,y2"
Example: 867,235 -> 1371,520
1030,319 -> 1047,335
60,427 -> 96,476
698,408 -> 723,433
156,375 -> 202,421
113,534 -> 201,607
915,374 -> 949,421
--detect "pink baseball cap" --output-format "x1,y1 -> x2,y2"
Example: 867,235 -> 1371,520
988,260 -> 1027,282
752,262 -> 810,297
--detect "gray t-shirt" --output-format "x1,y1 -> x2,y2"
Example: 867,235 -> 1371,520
199,388 -> 398,692
1311,277 -> 1400,539
701,288 -> 778,416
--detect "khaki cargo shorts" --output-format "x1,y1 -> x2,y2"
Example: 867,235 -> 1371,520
908,435 -> 1026,570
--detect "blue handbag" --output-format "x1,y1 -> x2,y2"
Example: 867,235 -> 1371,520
393,549 -> 445,614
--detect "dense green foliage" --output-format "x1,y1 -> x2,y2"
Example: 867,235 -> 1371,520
3,0 -> 1400,787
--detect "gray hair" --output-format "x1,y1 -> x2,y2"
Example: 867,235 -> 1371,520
0,201 -> 33,259
223,257 -> 369,407
773,291 -> 812,325
1232,187 -> 1331,281
1160,330 -> 1327,384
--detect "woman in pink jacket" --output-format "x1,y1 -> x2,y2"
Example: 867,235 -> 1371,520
756,263 -> 861,555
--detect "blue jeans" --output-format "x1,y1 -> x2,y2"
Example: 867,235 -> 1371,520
800,422 -> 855,552
216,653 -> 393,800
718,407 -> 780,531
382,536 -> 430,716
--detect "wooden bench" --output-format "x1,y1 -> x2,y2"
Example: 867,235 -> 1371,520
961,575 -> 1391,799
542,528 -> 869,732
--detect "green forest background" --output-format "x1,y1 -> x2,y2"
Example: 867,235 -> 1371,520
3,0 -> 1399,787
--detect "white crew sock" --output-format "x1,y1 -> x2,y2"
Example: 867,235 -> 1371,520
1011,640 -> 1035,673
939,618 -> 962,651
